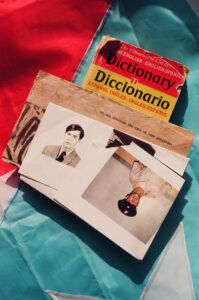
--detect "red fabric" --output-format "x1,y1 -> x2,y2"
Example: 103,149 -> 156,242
0,0 -> 110,175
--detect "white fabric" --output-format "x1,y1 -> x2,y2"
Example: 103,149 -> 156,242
141,223 -> 195,300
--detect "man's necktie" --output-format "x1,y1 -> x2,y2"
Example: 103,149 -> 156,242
56,151 -> 66,162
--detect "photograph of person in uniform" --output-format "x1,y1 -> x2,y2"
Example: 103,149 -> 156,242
118,186 -> 144,217
42,124 -> 84,167
82,146 -> 179,244
118,159 -> 171,217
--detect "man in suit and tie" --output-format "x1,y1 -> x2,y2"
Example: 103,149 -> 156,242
42,124 -> 84,167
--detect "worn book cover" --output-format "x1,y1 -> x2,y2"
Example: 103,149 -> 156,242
83,35 -> 189,121
2,71 -> 193,171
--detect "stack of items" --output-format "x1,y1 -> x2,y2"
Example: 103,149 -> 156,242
3,37 -> 193,260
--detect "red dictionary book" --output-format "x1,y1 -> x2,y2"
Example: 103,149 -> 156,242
83,35 -> 189,121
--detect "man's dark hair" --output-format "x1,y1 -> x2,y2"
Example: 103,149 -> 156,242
65,124 -> 84,140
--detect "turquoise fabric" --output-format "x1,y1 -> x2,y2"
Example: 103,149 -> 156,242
1,184 -> 105,299
1,183 -> 158,300
1,1 -> 199,299
47,290 -> 103,299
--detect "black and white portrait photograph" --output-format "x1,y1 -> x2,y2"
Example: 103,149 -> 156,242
19,103 -> 107,190
42,123 -> 85,167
